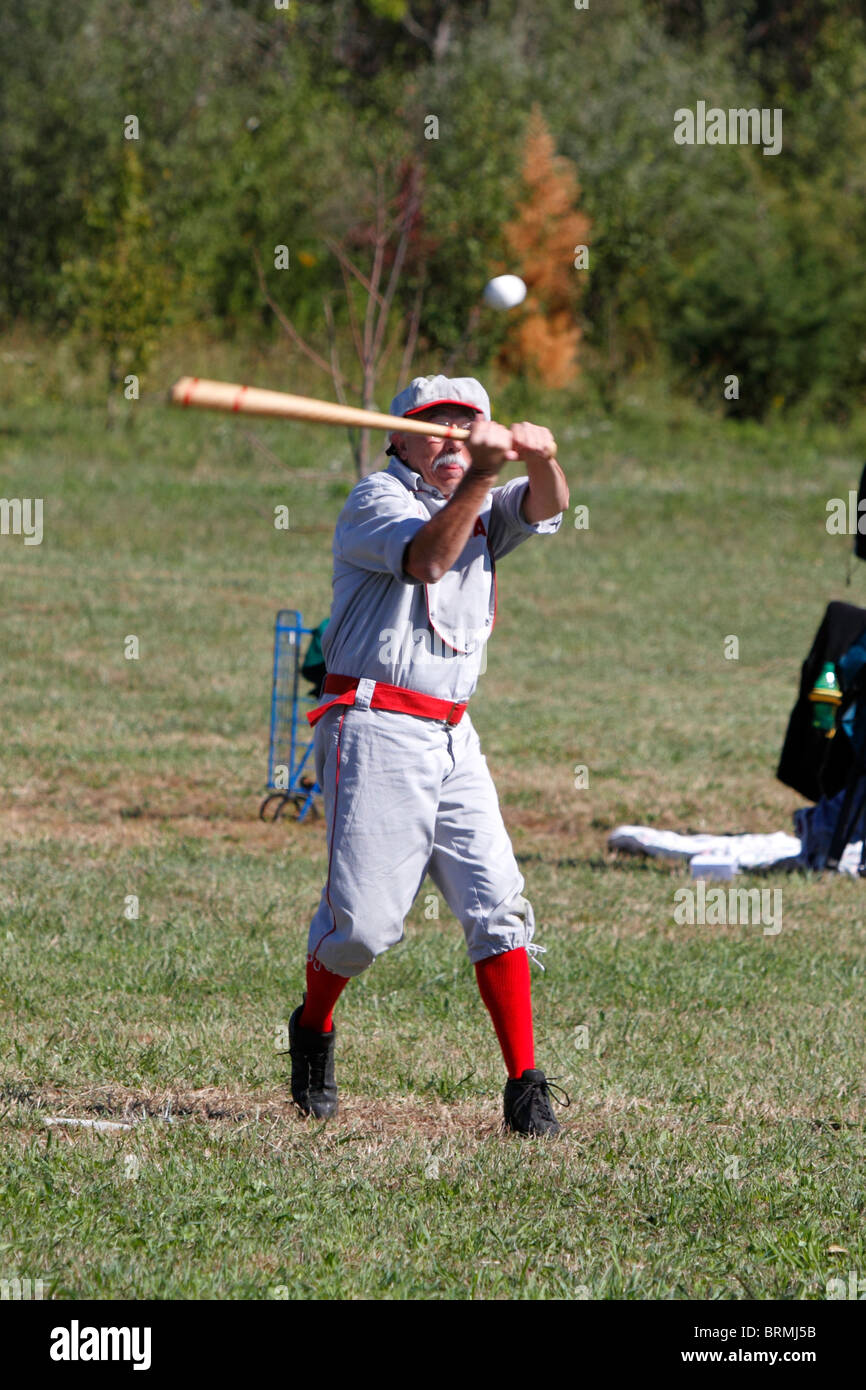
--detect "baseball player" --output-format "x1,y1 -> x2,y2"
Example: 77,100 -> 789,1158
289,374 -> 569,1135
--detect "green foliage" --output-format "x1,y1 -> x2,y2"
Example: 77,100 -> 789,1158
655,176 -> 866,415
396,49 -> 529,362
60,145 -> 173,391
540,0 -> 866,413
2,0 -> 866,415
363,0 -> 408,19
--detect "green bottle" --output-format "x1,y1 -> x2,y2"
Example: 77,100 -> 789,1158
808,662 -> 841,734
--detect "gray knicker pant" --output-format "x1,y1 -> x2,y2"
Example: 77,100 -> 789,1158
306,703 -> 536,978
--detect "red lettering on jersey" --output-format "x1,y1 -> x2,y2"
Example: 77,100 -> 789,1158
472,517 -> 487,537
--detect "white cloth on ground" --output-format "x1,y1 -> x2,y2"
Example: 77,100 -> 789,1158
608,825 -> 864,876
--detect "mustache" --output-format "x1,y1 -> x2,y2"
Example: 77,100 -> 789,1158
432,451 -> 468,472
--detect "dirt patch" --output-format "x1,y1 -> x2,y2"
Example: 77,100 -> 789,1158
0,775 -> 324,853
0,773 -> 599,860
4,1082 -> 857,1145
7,1081 -> 657,1144
2,1080 -> 284,1124
2,1081 -> 504,1140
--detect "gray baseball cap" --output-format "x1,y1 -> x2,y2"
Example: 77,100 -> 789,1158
389,374 -> 490,421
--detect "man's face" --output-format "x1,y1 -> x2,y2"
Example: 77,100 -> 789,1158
390,407 -> 478,498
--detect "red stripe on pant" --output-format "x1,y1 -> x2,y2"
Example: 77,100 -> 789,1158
303,708 -> 351,1031
309,708 -> 347,970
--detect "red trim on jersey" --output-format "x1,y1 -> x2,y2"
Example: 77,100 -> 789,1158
423,517 -> 496,654
487,534 -> 498,637
423,582 -> 465,654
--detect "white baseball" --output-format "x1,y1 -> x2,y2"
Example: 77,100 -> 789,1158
483,274 -> 527,311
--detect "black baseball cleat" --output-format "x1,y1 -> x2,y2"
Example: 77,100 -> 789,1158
288,1002 -> 338,1119
503,1069 -> 569,1137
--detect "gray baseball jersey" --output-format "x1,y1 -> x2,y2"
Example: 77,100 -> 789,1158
320,457 -> 561,704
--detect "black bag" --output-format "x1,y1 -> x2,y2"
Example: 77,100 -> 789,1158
300,619 -> 329,698
825,627 -> 866,870
856,462 -> 866,561
776,601 -> 866,802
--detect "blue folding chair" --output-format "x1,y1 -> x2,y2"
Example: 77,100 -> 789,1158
259,609 -> 323,822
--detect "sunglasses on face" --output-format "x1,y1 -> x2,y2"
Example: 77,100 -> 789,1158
418,414 -> 479,432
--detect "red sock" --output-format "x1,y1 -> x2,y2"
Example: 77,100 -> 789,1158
300,957 -> 349,1032
474,947 -> 535,1080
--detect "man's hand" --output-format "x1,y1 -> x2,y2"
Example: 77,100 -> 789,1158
509,421 -> 557,466
404,416 -> 565,581
466,420 -> 520,478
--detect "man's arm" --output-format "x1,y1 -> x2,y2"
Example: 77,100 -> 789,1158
403,421 -> 516,583
510,422 -> 569,522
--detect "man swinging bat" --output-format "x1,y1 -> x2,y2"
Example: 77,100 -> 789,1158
290,374 -> 570,1135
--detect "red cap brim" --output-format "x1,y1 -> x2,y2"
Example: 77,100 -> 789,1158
403,399 -> 482,418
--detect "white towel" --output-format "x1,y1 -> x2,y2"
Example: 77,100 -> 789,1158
607,825 -> 863,876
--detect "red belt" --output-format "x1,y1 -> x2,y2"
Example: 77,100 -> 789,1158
307,674 -> 467,728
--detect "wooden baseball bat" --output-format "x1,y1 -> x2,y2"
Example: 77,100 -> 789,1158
170,376 -> 556,455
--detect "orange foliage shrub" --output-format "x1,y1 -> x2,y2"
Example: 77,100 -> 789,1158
498,107 -> 591,388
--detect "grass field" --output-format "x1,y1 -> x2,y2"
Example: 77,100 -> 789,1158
2,339 -> 866,1299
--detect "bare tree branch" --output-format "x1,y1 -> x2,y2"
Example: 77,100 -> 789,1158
337,256 -> 365,366
363,174 -> 387,377
324,237 -> 386,311
401,8 -> 432,46
322,295 -> 348,405
254,248 -> 350,387
241,428 -> 294,475
397,287 -> 424,389
401,2 -> 459,58
443,302 -> 481,376
325,294 -> 362,475
253,159 -> 425,480
372,169 -> 422,364
432,4 -> 458,62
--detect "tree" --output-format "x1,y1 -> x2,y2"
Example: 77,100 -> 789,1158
60,143 -> 173,414
497,107 -> 592,389
256,159 -> 425,477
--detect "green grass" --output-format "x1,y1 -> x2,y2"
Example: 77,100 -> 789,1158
2,338 -> 866,1299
